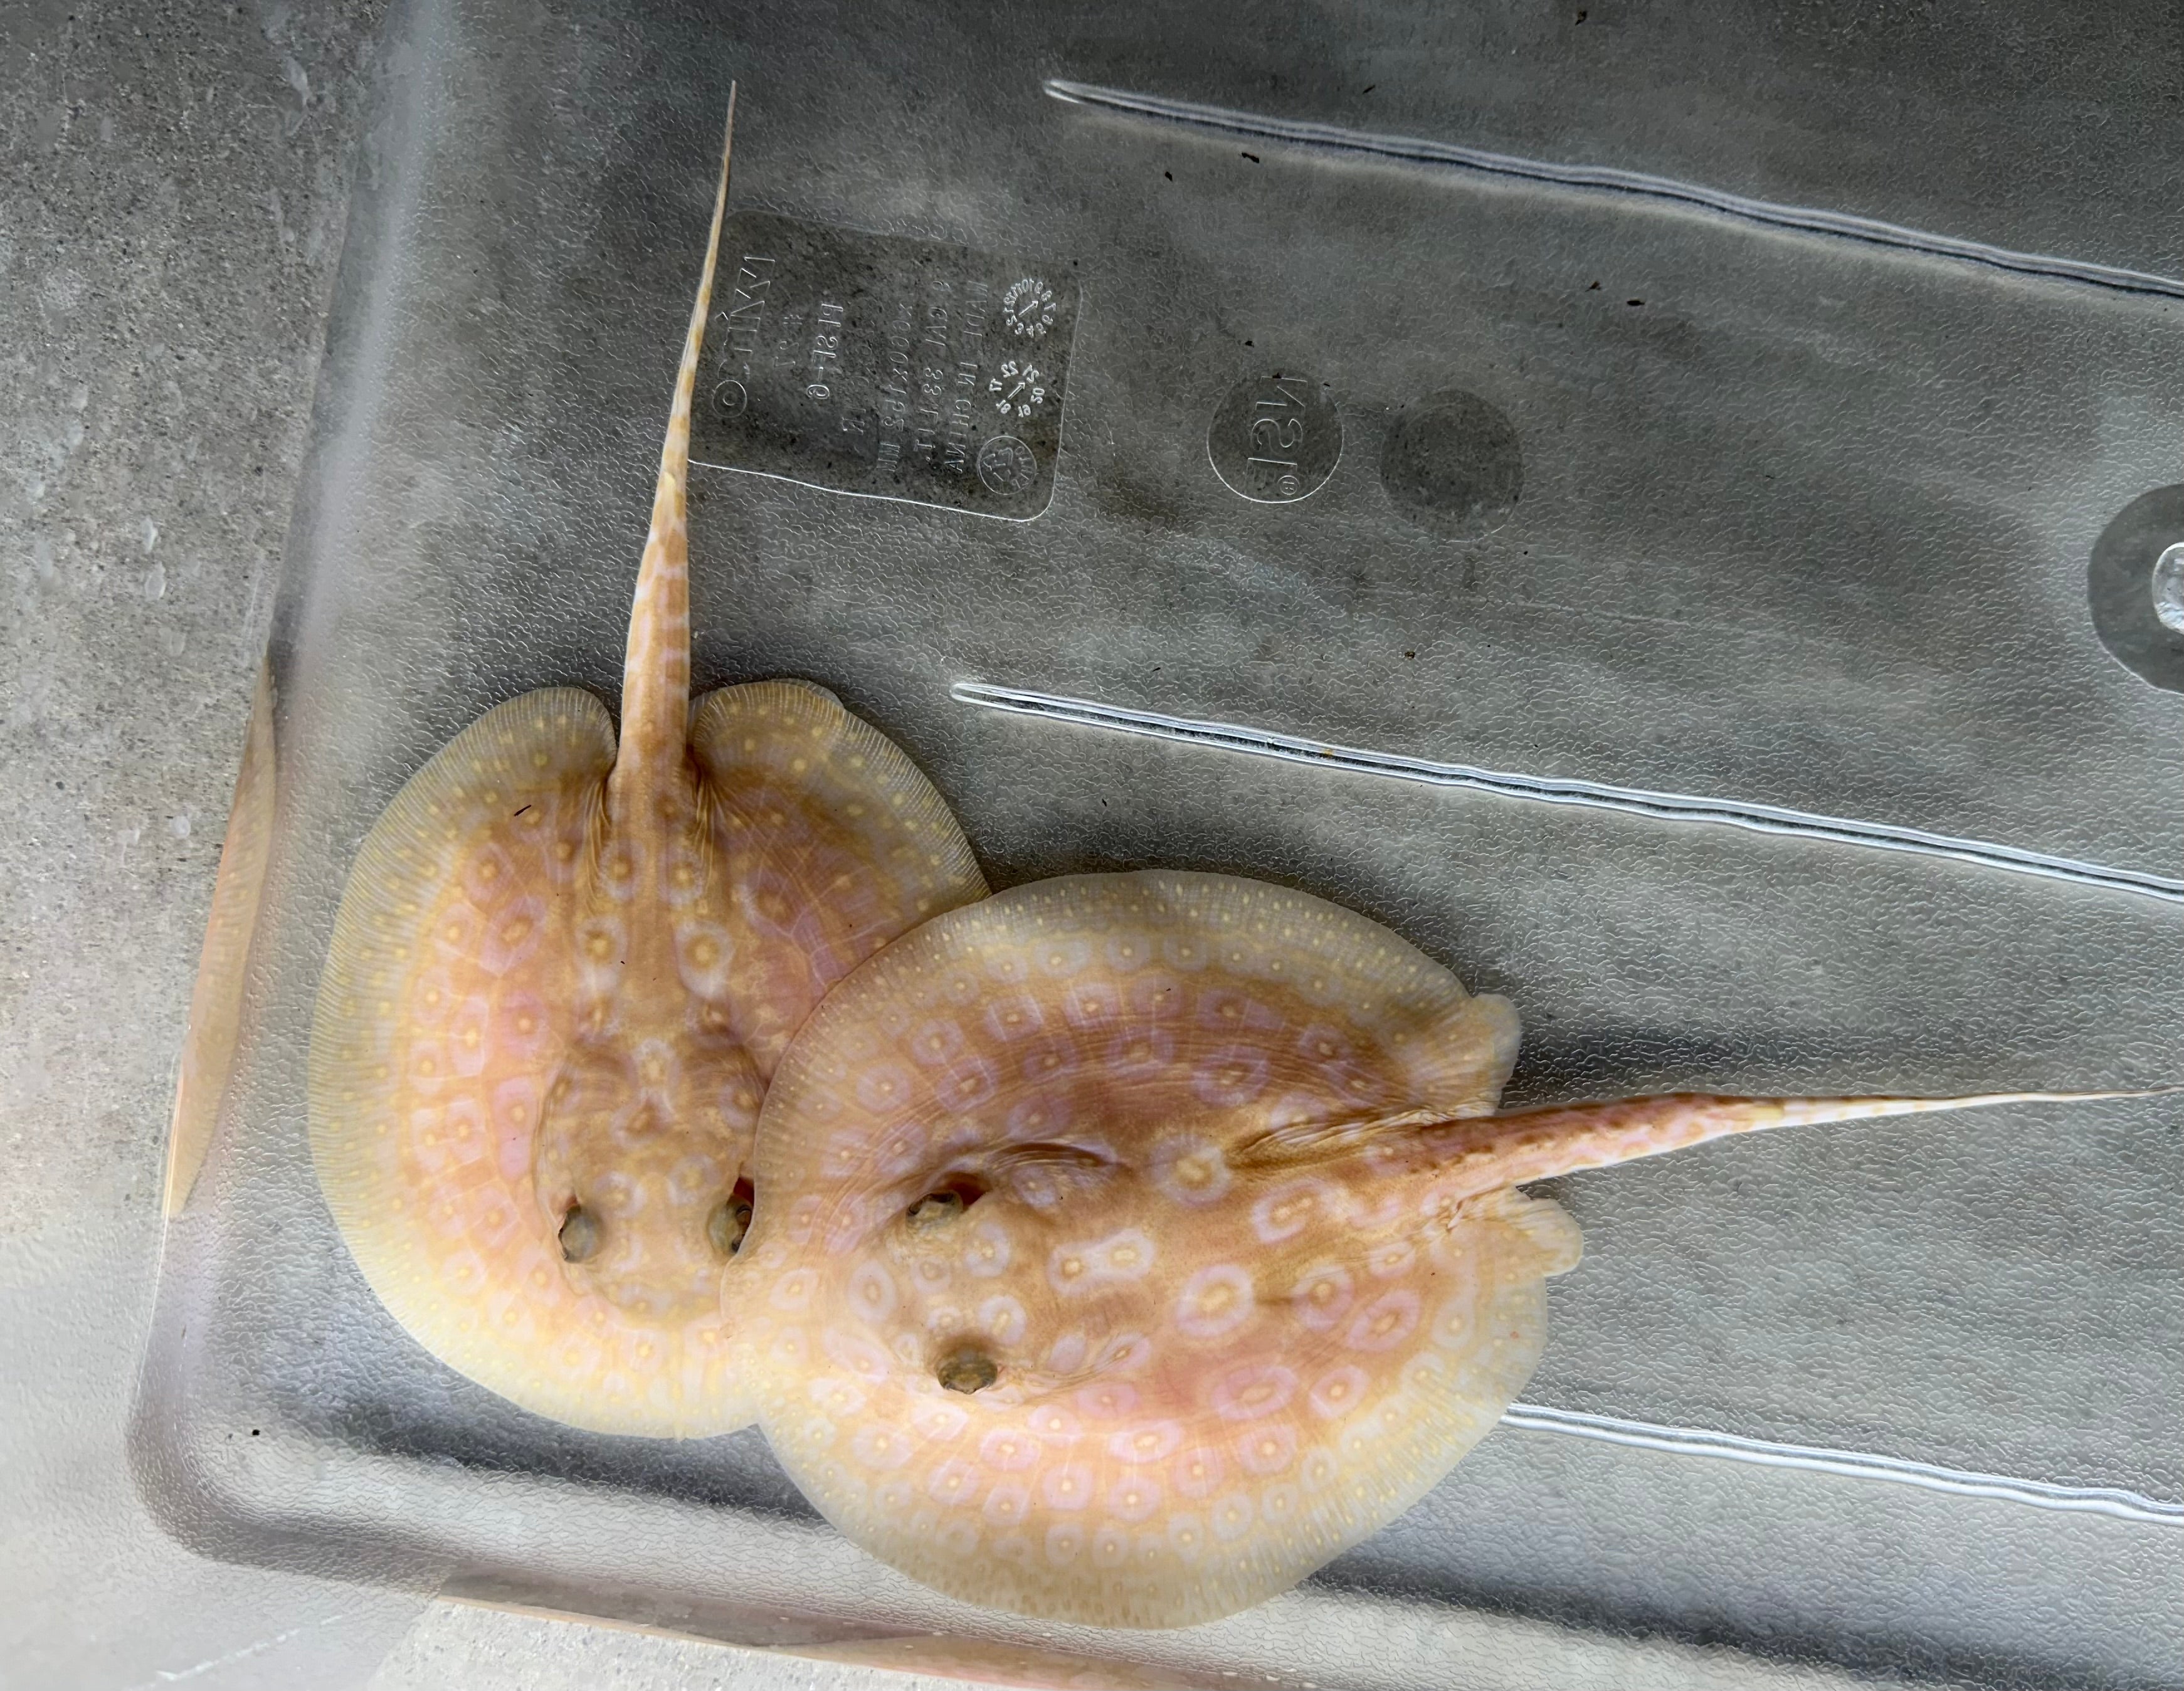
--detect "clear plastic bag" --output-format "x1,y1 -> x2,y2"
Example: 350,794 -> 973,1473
138,1 -> 2183,1683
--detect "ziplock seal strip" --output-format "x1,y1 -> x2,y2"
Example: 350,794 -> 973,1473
1043,79 -> 2184,301
1501,1404 -> 2184,1526
952,682 -> 2184,905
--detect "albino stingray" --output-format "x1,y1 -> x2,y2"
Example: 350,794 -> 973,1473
309,97 -> 986,1436
736,870 -> 2136,1628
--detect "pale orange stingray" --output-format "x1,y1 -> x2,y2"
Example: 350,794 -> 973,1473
309,95 -> 986,1437
736,870 -> 2139,1627
167,661 -> 277,1216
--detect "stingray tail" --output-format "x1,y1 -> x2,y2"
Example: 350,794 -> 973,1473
1418,1087 -> 2165,1196
611,88 -> 737,820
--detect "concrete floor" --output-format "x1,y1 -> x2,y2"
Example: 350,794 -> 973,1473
0,4 -> 907,1685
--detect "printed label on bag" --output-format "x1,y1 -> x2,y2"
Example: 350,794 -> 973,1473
690,211 -> 1078,521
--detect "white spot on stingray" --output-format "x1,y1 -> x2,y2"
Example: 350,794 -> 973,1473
1344,1288 -> 1422,1352
808,1376 -> 867,1418
1126,970 -> 1187,1018
1045,1521 -> 1087,1566
1253,1178 -> 1341,1245
913,1255 -> 951,1292
908,1018 -> 966,1067
927,1459 -> 981,1509
1210,1362 -> 1298,1422
1166,1513 -> 1207,1562
1040,1463 -> 1095,1512
1289,1260 -> 1356,1333
1295,1022 -> 1354,1066
980,1479 -> 1033,1527
849,1262 -> 897,1323
1432,1286 -> 1483,1351
821,1325 -> 892,1379
673,920 -> 734,996
441,1004 -> 485,1075
850,1425 -> 912,1470
978,1293 -> 1027,1344
1149,1134 -> 1233,1207
1074,1381 -> 1140,1421
921,1301 -> 966,1337
979,1426 -> 1040,1472
1102,934 -> 1150,972
870,1119 -> 929,1178
1035,938 -> 1092,977
910,1398 -> 971,1441
1060,981 -> 1119,1026
1003,1090 -> 1074,1143
1174,1263 -> 1255,1339
1090,1524 -> 1131,1568
854,1063 -> 917,1113
1105,1473 -> 1163,1523
1190,1044 -> 1270,1107
936,1057 -> 998,1109
586,1166 -> 637,1214
963,1220 -> 1013,1278
1307,1364 -> 1370,1420
1106,1420 -> 1184,1465
1235,1421 -> 1299,1477
1173,1445 -> 1225,1499
1048,1228 -> 1156,1294
983,991 -> 1045,1043
1210,1492 -> 1256,1542
1017,1036 -> 1080,1085
1102,1025 -> 1176,1077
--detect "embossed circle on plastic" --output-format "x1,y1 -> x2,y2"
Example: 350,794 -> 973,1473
1380,389 -> 1523,539
2087,484 -> 2184,693
976,435 -> 1037,497
1206,372 -> 1341,504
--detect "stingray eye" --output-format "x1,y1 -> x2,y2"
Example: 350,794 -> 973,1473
906,1176 -> 986,1231
558,1204 -> 601,1263
708,1189 -> 754,1256
936,1347 -> 998,1394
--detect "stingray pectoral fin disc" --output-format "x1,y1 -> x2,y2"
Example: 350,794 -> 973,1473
310,688 -> 754,1436
740,870 -> 1556,1627
690,680 -> 988,1077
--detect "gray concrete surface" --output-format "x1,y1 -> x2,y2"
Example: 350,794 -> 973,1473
0,4 -> 894,1686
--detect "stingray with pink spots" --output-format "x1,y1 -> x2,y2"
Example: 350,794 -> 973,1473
737,869 -> 2132,1627
307,98 -> 986,1438
737,870 -> 1564,1626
